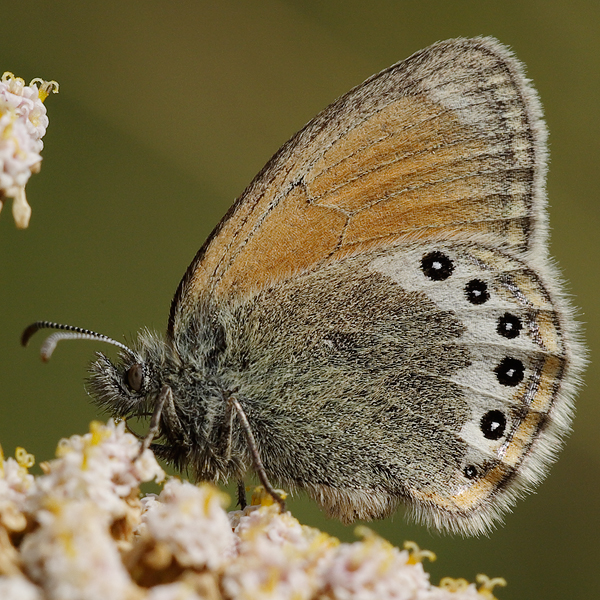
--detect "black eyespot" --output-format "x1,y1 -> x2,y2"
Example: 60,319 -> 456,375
464,465 -> 478,479
465,279 -> 489,304
495,357 -> 524,387
421,251 -> 454,281
497,313 -> 522,339
127,363 -> 144,392
480,410 -> 507,440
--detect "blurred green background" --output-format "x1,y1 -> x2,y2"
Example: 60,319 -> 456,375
1,2 -> 598,598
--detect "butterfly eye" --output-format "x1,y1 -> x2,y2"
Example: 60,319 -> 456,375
126,363 -> 144,392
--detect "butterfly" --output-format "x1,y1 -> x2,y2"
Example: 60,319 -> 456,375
23,36 -> 584,535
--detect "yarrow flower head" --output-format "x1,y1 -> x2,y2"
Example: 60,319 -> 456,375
0,71 -> 58,228
0,421 -> 507,599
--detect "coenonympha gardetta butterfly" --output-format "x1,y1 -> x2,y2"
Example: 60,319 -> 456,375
23,37 -> 584,535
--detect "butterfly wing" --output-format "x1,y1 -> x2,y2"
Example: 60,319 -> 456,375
163,36 -> 584,534
169,36 -> 547,337
224,240 -> 580,534
363,241 -> 576,533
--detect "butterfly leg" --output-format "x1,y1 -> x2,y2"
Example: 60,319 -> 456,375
228,394 -> 286,513
237,479 -> 247,510
138,384 -> 188,457
224,391 -> 236,461
224,399 -> 247,509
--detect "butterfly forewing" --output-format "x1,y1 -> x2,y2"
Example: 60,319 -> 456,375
170,36 -> 546,338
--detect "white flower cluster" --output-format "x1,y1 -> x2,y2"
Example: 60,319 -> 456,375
0,421 -> 506,600
0,72 -> 58,228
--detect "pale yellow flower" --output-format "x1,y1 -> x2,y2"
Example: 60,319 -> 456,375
0,72 -> 58,228
0,421 -> 506,599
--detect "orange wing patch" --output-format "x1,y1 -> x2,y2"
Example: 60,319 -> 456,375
211,185 -> 347,293
170,37 -> 546,333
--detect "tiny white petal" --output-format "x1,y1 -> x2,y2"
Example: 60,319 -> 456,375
0,72 -> 57,227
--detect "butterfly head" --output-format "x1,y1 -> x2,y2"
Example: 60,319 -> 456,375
87,329 -> 166,421
21,319 -> 237,477
21,321 -> 169,418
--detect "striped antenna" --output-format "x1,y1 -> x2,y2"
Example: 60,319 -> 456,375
21,321 -> 136,362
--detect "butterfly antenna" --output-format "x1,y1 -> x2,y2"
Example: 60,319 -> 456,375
21,321 -> 136,362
